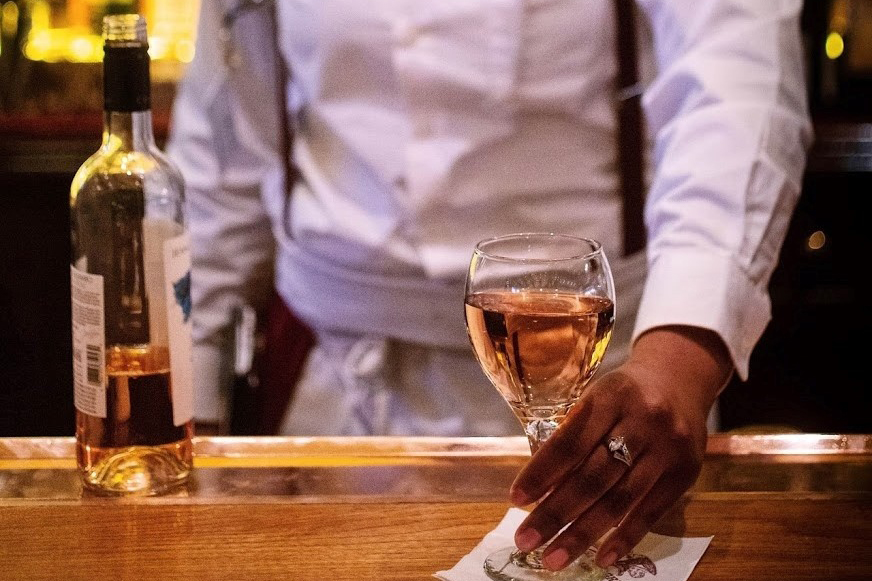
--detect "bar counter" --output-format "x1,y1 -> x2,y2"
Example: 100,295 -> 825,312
1,434 -> 871,580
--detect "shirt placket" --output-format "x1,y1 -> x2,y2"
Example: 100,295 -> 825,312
390,0 -> 522,216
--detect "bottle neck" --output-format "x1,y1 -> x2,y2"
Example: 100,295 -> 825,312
103,110 -> 154,151
102,110 -> 156,150
101,42 -> 152,151
101,40 -> 153,151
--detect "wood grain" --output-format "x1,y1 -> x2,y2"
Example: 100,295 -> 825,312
1,436 -> 870,581
0,494 -> 870,581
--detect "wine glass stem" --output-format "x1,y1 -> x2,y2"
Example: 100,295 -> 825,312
515,419 -> 560,570
513,547 -> 546,568
524,418 -> 559,454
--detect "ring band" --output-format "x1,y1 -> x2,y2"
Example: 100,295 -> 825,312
607,436 -> 633,467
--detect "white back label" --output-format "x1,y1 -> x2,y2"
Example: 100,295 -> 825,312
71,266 -> 106,418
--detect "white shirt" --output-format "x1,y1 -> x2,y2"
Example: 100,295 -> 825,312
167,0 -> 812,423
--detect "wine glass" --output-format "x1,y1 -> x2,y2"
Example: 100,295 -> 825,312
464,233 -> 616,581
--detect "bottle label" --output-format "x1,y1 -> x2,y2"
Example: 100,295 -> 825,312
164,233 -> 194,426
71,266 -> 107,418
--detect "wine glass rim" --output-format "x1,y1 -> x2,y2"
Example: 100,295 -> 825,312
473,232 -> 603,263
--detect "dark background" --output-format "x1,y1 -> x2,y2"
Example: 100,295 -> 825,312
1,1 -> 870,436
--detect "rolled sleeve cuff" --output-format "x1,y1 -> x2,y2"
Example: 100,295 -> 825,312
632,248 -> 771,381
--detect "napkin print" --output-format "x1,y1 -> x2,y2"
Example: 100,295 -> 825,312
435,508 -> 712,581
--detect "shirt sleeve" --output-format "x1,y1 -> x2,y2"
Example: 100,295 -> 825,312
166,1 -> 277,423
633,0 -> 814,379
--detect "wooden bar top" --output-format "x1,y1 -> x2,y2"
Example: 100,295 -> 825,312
1,434 -> 870,581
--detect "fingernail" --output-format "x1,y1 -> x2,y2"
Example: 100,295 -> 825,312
515,527 -> 542,552
597,550 -> 618,568
543,548 -> 571,571
510,487 -> 532,506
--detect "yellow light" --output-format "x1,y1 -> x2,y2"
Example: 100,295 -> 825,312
174,38 -> 195,63
2,1 -> 20,37
807,230 -> 826,251
826,32 -> 845,60
17,0 -> 200,64
23,29 -> 52,61
30,0 -> 50,31
148,35 -> 169,60
68,35 -> 100,63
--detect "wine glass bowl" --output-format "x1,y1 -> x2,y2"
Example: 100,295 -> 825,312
464,233 -> 616,580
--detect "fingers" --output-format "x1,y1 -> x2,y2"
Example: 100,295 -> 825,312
539,456 -> 660,571
510,373 -> 628,505
509,364 -> 710,572
531,435 -> 702,572
513,426 -> 643,553
593,474 -> 692,569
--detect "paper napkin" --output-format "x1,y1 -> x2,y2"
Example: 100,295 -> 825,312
435,508 -> 711,581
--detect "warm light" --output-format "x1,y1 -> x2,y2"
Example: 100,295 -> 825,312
826,32 -> 845,59
17,0 -> 200,64
68,35 -> 100,62
148,35 -> 170,60
174,38 -> 195,63
30,0 -> 50,30
1,1 -> 19,37
24,28 -> 103,63
807,230 -> 826,251
23,29 -> 52,61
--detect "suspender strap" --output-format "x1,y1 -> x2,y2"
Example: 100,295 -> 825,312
220,0 -> 296,238
270,1 -> 297,239
613,0 -> 646,257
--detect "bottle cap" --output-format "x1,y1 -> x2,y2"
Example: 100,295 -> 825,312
103,13 -> 148,45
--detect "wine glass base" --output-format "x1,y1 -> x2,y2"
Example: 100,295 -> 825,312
483,547 -> 609,581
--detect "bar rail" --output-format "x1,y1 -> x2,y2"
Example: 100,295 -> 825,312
1,434 -> 870,581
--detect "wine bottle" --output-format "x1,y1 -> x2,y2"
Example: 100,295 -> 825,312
69,13 -> 193,495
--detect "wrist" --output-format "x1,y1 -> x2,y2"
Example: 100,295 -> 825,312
628,325 -> 734,413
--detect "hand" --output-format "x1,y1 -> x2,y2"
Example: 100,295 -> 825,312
508,325 -> 733,571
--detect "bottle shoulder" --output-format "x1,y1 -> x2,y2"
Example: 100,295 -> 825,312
70,143 -> 185,208
147,144 -> 186,187
72,143 -> 174,179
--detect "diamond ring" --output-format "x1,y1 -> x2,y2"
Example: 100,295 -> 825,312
607,436 -> 633,467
